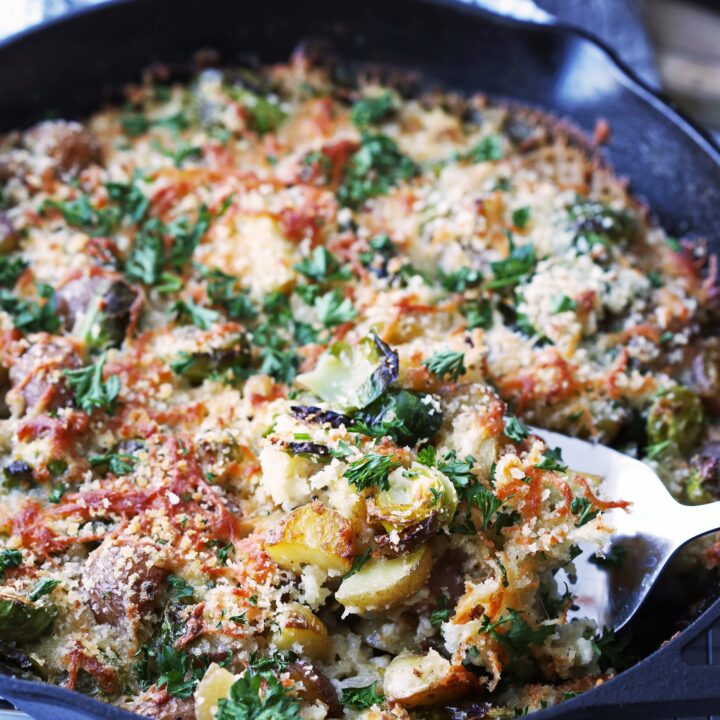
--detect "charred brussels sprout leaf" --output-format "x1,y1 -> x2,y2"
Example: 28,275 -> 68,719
0,590 -> 57,642
646,387 -> 704,455
353,389 -> 443,446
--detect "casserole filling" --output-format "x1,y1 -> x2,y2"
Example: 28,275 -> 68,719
0,54 -> 717,719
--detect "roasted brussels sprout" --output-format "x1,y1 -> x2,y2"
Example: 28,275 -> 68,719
0,590 -> 57,642
646,387 -> 704,455
354,389 -> 443,446
567,198 -> 638,248
687,442 -> 720,504
367,462 -> 457,532
58,276 -> 140,350
692,338 -> 720,413
297,335 -> 398,412
170,327 -> 251,384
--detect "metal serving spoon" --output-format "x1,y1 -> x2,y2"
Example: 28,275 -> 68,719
532,427 -> 720,631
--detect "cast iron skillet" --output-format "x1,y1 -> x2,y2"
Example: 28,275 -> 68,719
0,1 -> 718,718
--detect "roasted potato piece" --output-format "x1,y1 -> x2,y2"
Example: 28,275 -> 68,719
335,544 -> 432,614
0,589 -> 57,642
383,650 -> 477,708
195,663 -> 237,720
265,501 -> 355,573
368,462 -> 457,532
273,603 -> 330,661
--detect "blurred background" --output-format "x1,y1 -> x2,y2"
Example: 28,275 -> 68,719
0,0 -> 718,138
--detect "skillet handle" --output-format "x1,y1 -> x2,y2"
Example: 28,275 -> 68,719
537,597 -> 720,719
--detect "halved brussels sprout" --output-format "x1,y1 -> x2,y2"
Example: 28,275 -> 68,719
73,279 -> 140,350
297,335 -> 398,412
273,603 -> 330,661
195,663 -> 237,720
646,387 -> 704,455
692,338 -> 720,413
383,650 -> 476,708
335,544 -> 432,614
354,389 -> 443,446
170,328 -> 251,384
0,590 -> 57,642
264,501 -> 355,573
367,462 -> 457,532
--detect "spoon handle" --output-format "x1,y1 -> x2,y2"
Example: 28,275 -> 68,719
678,499 -> 720,545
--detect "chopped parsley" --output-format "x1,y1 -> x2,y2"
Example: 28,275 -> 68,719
350,93 -> 394,128
551,294 -> 577,314
216,670 -> 300,720
0,283 -> 61,334
417,445 -> 437,467
571,496 -> 599,527
344,453 -> 401,492
534,447 -> 567,472
439,266 -> 483,292
461,297 -> 493,330
171,297 -> 220,330
337,132 -> 418,209
343,548 -> 372,579
341,682 -> 384,710
63,354 -> 121,415
480,609 -> 554,658
89,452 -> 137,475
430,594 -> 453,626
167,575 -> 194,601
0,257 -> 28,288
486,241 -> 536,289
314,289 -> 357,327
503,415 -> 530,443
512,206 -> 531,229
28,577 -> 60,602
457,134 -> 504,163
0,548 -> 22,578
467,484 -> 505,531
422,350 -> 466,382
438,451 -> 476,492
293,246 -> 350,283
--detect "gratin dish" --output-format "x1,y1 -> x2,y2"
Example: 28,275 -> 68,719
0,1 -> 718,719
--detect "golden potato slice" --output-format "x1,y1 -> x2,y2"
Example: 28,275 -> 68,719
194,663 -> 238,720
382,650 -> 477,707
273,602 -> 330,661
265,501 -> 355,573
335,544 -> 432,613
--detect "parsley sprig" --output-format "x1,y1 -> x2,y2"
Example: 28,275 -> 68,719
422,350 -> 467,382
345,453 -> 401,492
63,353 -> 120,415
